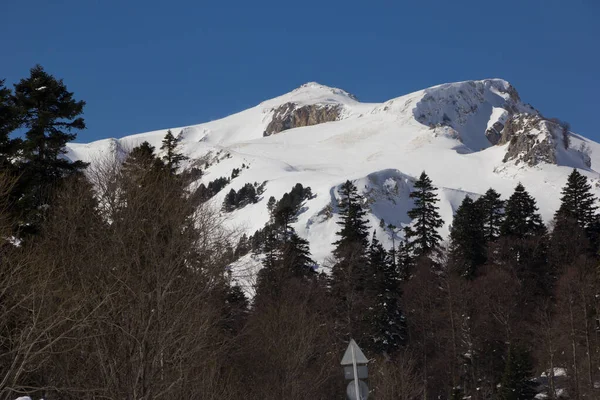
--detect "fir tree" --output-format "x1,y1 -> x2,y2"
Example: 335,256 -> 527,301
332,180 -> 370,258
476,188 -> 505,242
280,231 -> 315,278
121,141 -> 165,185
368,232 -> 406,355
160,129 -> 188,174
397,239 -> 413,281
555,169 -> 598,230
330,180 -> 370,341
266,196 -> 276,217
501,183 -> 546,239
449,196 -> 486,279
404,172 -> 444,258
223,189 -> 237,212
499,345 -> 538,400
0,80 -> 21,169
12,65 -> 88,231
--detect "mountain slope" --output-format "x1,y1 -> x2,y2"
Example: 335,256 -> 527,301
66,79 -> 600,268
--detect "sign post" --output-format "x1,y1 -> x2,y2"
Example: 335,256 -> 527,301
341,339 -> 369,400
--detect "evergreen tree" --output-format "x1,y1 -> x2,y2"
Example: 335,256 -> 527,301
368,232 -> 406,354
330,180 -> 370,341
476,188 -> 505,242
235,183 -> 258,208
222,284 -> 249,335
397,239 -> 413,281
404,172 -> 444,258
121,141 -> 165,185
449,196 -> 486,279
555,169 -> 598,230
223,189 -> 237,212
332,180 -> 370,258
12,65 -> 88,231
266,196 -> 276,217
273,192 -> 298,231
501,183 -> 546,239
0,80 -> 21,169
280,231 -> 315,278
499,345 -> 538,400
160,129 -> 188,174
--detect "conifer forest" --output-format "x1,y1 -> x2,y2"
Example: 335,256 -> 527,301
1,67 -> 600,400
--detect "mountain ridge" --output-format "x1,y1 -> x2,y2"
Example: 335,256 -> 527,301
66,79 -> 600,272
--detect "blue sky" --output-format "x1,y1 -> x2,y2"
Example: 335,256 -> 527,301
2,0 -> 598,142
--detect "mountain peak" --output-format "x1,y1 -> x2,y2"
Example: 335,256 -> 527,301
260,81 -> 359,107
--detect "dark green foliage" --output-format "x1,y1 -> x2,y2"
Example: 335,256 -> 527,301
221,183 -> 259,212
254,227 -> 315,308
223,188 -> 237,212
449,196 -> 486,278
271,183 -> 312,232
195,176 -> 230,203
476,188 -> 504,242
499,345 -> 538,400
234,233 -> 251,258
267,196 -> 276,216
555,169 -> 597,229
330,180 -> 371,342
554,169 -> 599,250
501,183 -> 546,239
11,65 -> 88,232
280,232 -> 315,277
0,80 -> 21,169
333,180 -> 370,258
222,284 -> 249,335
236,183 -> 258,207
404,172 -> 444,258
397,239 -> 413,281
368,232 -> 406,354
231,168 -> 240,179
160,129 -> 188,174
122,142 -> 165,176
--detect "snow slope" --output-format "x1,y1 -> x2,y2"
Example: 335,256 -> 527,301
66,79 -> 600,280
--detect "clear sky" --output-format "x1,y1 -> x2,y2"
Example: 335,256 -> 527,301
2,0 -> 598,142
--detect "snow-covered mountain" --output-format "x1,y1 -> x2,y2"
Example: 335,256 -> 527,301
66,79 -> 600,269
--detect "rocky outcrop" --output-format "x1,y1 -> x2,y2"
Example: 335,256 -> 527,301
500,114 -> 560,166
263,102 -> 342,136
485,121 -> 505,145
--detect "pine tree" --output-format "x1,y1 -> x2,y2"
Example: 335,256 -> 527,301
501,183 -> 546,239
368,232 -> 406,355
499,345 -> 538,400
160,129 -> 188,174
12,65 -> 88,231
555,169 -> 598,230
404,172 -> 444,258
476,188 -> 505,242
449,196 -> 486,279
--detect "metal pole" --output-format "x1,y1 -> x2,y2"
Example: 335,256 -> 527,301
351,342 -> 361,400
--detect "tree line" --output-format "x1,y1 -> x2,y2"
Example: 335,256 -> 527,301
1,66 -> 599,399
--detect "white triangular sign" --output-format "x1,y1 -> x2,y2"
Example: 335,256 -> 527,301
340,339 -> 368,365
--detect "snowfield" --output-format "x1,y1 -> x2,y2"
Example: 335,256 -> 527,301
66,79 -> 600,283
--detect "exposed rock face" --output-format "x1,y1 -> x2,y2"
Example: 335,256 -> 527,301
500,114 -> 560,166
264,102 -> 342,136
412,79 -> 537,151
485,121 -> 505,145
